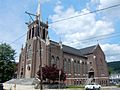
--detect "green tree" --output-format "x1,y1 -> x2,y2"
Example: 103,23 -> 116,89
108,67 -> 113,75
0,43 -> 16,83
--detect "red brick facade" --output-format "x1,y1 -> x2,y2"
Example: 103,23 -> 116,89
17,18 -> 109,86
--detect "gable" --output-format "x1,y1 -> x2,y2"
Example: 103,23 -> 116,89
93,44 -> 105,56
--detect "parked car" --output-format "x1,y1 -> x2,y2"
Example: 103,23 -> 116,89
85,83 -> 101,90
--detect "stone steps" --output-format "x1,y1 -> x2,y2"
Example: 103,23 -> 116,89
5,78 -> 35,85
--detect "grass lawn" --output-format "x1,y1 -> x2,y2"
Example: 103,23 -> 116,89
65,85 -> 84,89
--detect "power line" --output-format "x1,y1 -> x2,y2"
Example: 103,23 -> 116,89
8,3 -> 120,45
81,32 -> 120,42
9,33 -> 26,45
49,3 -> 120,24
8,29 -> 120,46
57,32 -> 120,45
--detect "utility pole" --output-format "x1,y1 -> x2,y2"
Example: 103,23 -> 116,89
38,14 -> 43,90
25,0 -> 43,89
59,70 -> 61,90
37,0 -> 43,89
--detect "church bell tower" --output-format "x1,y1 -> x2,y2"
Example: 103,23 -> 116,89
24,0 -> 49,78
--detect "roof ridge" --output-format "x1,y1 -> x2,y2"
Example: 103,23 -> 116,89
79,45 -> 97,55
80,45 -> 97,50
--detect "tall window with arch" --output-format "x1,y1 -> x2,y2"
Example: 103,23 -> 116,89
35,26 -> 40,37
29,29 -> 31,39
51,55 -> 55,66
78,61 -> 80,74
27,45 -> 32,59
32,27 -> 34,38
56,57 -> 59,68
74,60 -> 77,74
63,59 -> 67,73
43,28 -> 46,40
68,59 -> 71,74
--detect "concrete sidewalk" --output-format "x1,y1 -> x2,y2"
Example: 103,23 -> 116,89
3,83 -> 120,90
3,83 -> 38,90
3,84 -> 69,90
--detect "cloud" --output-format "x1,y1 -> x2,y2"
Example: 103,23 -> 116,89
91,0 -> 120,20
101,44 -> 120,62
48,1 -> 120,62
49,3 -> 114,48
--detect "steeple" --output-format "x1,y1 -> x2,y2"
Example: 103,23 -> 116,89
26,0 -> 48,41
59,39 -> 63,49
46,35 -> 50,45
36,0 -> 41,20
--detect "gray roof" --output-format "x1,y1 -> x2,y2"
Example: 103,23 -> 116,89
79,45 -> 97,55
50,40 -> 97,57
62,45 -> 85,57
50,40 -> 86,58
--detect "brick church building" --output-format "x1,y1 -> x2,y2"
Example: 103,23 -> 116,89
17,1 -> 109,86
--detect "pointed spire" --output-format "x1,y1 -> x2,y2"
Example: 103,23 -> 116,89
36,0 -> 42,21
59,39 -> 63,49
37,0 -> 41,16
46,35 -> 50,45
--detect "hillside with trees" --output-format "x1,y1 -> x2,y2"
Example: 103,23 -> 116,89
107,61 -> 120,74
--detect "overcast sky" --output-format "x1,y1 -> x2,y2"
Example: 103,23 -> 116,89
0,0 -> 120,62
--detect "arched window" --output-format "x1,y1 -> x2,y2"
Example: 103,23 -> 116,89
63,59 -> 67,73
32,27 -> 34,38
56,57 -> 59,68
43,28 -> 46,40
78,61 -> 80,74
20,72 -> 23,78
27,65 -> 31,71
27,45 -> 32,59
29,29 -> 31,39
68,59 -> 71,74
74,60 -> 77,74
35,26 -> 40,37
21,67 -> 23,71
21,72 -> 23,76
51,55 -> 55,66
